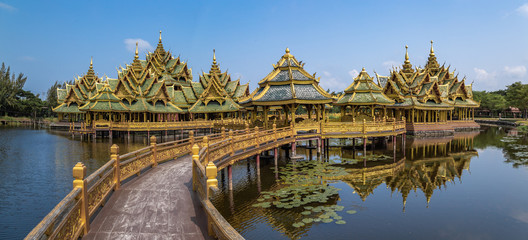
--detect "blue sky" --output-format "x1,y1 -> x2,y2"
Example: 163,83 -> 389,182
1,0 -> 527,97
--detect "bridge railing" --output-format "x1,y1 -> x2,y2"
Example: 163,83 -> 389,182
25,121 -> 255,240
28,119 -> 408,240
191,126 -> 293,240
321,119 -> 406,135
89,119 -> 248,132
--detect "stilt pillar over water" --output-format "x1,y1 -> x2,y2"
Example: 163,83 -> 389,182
363,138 -> 367,155
256,154 -> 260,171
228,165 -> 233,191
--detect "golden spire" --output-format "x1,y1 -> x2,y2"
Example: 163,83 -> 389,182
285,47 -> 290,53
361,67 -> 366,72
90,56 -> 93,68
402,45 -> 414,74
430,40 -> 435,56
134,42 -> 139,60
405,45 -> 409,62
209,49 -> 220,75
213,49 -> 216,64
426,40 -> 439,72
159,30 -> 162,42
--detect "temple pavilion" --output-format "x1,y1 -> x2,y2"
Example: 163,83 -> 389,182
239,48 -> 334,129
188,50 -> 245,120
54,32 -> 249,124
335,68 -> 394,121
376,41 -> 479,129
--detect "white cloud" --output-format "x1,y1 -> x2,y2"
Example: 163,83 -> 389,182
320,71 -> 348,93
0,2 -> 16,11
348,69 -> 359,78
473,65 -> 528,90
474,68 -> 493,81
382,60 -> 400,69
124,38 -> 153,53
516,3 -> 528,17
503,65 -> 526,78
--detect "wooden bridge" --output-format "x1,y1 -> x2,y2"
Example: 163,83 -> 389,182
25,120 -> 407,240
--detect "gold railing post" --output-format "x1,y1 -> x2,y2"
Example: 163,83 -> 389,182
204,136 -> 209,164
245,123 -> 249,133
206,162 -> 218,198
255,126 -> 260,148
363,119 -> 366,134
111,144 -> 120,190
73,162 -> 89,234
192,144 -> 199,191
150,136 -> 158,167
229,130 -> 234,156
189,130 -> 194,150
221,127 -> 226,139
273,123 -> 277,142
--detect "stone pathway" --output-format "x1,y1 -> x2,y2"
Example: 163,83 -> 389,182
83,155 -> 212,240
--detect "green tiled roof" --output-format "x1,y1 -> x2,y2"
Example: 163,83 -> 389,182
57,89 -> 67,102
233,84 -> 248,99
53,103 -> 83,113
225,81 -> 238,94
182,87 -> 197,103
80,101 -> 129,112
188,99 -> 240,113
191,82 -> 204,97
339,69 -> 394,105
254,85 -> 293,102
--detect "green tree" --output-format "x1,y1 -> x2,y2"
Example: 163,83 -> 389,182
45,81 -> 62,116
505,82 -> 528,118
0,63 -> 27,115
486,93 -> 507,117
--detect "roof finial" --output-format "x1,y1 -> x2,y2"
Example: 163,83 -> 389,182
362,67 -> 366,72
134,42 -> 139,59
430,40 -> 435,56
213,49 -> 216,64
405,45 -> 409,61
90,56 -> 93,68
159,30 -> 162,42
285,47 -> 290,53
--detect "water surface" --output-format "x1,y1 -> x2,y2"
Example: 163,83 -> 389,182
212,126 -> 528,239
0,127 -> 147,239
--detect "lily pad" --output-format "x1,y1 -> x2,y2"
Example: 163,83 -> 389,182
301,211 -> 311,215
322,218 -> 333,223
346,210 -> 357,214
336,220 -> 346,224
302,218 -> 313,224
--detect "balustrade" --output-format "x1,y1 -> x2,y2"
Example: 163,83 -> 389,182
28,119 -> 407,240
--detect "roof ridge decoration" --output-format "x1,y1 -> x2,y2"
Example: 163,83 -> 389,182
402,45 -> 414,75
336,68 -> 394,106
154,30 -> 165,57
425,40 -> 440,73
209,49 -> 222,76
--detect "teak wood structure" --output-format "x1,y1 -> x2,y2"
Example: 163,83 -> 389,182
53,35 -> 479,137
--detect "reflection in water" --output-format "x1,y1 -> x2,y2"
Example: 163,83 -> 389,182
0,127 -> 149,239
211,129 -> 528,240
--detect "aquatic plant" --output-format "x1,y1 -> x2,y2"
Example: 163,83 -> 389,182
254,160 -> 362,227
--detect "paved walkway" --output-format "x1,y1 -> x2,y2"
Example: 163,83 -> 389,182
83,155 -> 212,240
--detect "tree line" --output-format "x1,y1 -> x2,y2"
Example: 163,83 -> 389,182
0,62 -> 70,119
473,82 -> 528,118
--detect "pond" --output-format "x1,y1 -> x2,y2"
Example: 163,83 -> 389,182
211,126 -> 528,239
0,127 -> 148,239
